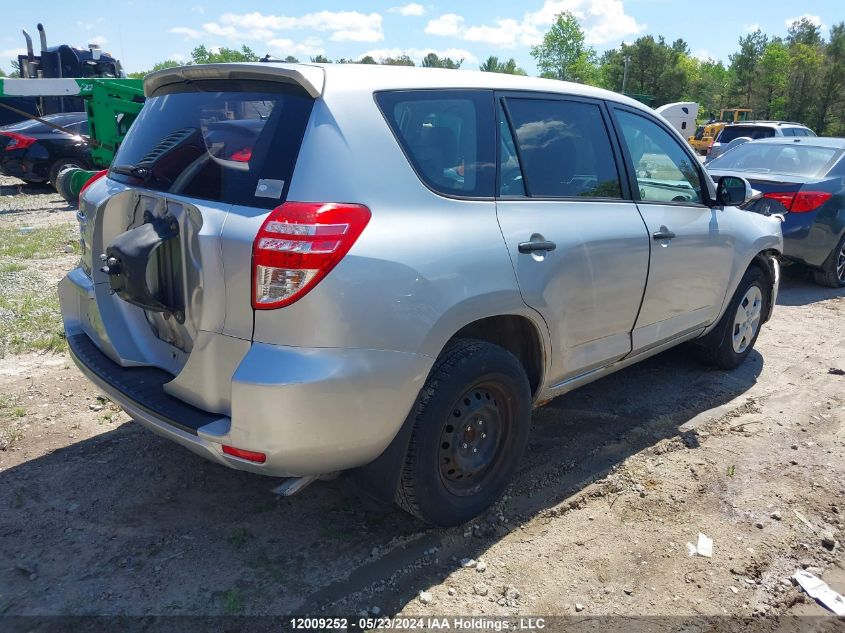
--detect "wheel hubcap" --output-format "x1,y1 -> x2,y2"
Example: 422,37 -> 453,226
732,285 -> 763,354
837,243 -> 845,283
438,383 -> 509,496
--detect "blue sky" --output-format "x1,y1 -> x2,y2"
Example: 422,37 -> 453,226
1,1 -> 842,75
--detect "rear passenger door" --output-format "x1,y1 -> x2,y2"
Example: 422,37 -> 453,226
610,106 -> 735,351
495,95 -> 650,385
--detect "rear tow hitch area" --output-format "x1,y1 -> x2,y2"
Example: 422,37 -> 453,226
271,473 -> 338,497
100,212 -> 184,323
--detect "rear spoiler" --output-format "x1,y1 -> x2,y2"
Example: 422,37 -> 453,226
143,63 -> 325,99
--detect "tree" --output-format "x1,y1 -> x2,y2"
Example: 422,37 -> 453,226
127,59 -> 182,79
421,52 -> 462,69
9,59 -> 20,78
310,54 -> 331,63
358,55 -> 377,64
381,55 -> 415,66
754,39 -> 789,119
283,55 -> 299,63
729,30 -> 767,106
191,45 -> 259,64
530,11 -> 597,83
815,22 -> 845,133
479,56 -> 526,75
0,68 -> 5,78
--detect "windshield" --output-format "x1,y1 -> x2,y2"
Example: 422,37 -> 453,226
717,126 -> 775,143
708,142 -> 841,178
109,83 -> 313,208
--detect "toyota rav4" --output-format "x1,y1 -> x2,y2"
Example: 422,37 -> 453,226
59,63 -> 783,525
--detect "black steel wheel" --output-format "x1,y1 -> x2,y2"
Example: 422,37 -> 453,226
395,339 -> 532,526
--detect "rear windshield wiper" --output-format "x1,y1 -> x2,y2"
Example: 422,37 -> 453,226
110,164 -> 153,181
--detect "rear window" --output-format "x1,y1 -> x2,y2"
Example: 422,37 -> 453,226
376,90 -> 495,198
109,82 -> 314,208
707,142 -> 841,178
3,112 -> 85,132
717,126 -> 775,143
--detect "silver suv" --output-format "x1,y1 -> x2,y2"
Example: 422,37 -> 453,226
60,63 -> 782,525
707,121 -> 816,162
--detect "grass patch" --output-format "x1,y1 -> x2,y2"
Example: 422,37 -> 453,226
0,262 -> 26,273
0,225 -> 79,260
0,275 -> 66,356
222,588 -> 243,613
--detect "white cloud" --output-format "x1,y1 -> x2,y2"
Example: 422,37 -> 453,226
0,47 -> 25,59
390,3 -> 426,16
203,11 -> 384,43
424,14 -> 465,37
358,47 -> 477,64
88,35 -> 108,46
266,37 -> 326,58
425,1 -> 644,49
170,27 -> 201,40
691,49 -> 712,62
785,14 -> 822,29
744,23 -> 761,33
191,5 -> 205,15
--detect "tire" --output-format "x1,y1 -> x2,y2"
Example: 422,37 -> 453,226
395,339 -> 532,526
48,159 -> 86,192
55,166 -> 81,206
698,267 -> 768,370
812,234 -> 845,288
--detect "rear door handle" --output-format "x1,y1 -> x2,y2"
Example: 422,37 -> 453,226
518,240 -> 557,253
652,228 -> 676,240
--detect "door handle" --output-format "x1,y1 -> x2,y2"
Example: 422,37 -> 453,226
652,228 -> 676,240
518,240 -> 557,253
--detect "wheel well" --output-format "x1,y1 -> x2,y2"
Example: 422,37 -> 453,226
450,315 -> 544,397
749,250 -> 779,319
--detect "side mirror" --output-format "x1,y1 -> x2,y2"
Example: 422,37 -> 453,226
716,175 -> 753,206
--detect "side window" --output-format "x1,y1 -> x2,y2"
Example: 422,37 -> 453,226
782,128 -> 795,137
497,102 -> 525,196
375,90 -> 495,197
615,109 -> 703,205
504,98 -> 622,198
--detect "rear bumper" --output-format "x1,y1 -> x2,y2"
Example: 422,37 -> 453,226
59,267 -> 430,477
781,212 -> 841,268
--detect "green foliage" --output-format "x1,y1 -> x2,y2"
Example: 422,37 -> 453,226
530,11 -> 597,83
358,55 -> 377,65
310,54 -> 331,63
191,45 -> 259,65
421,52 -> 462,69
127,59 -> 182,79
479,56 -> 525,75
381,54 -> 415,66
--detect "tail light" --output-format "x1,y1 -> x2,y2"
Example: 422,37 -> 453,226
222,445 -> 266,463
252,202 -> 371,309
762,191 -> 832,213
1,131 -> 36,151
78,169 -> 108,205
230,147 -> 252,162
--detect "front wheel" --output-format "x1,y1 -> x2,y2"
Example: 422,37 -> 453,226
698,267 -> 768,370
812,234 -> 845,288
395,339 -> 532,526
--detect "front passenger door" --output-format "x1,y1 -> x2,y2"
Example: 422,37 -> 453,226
612,107 -> 735,351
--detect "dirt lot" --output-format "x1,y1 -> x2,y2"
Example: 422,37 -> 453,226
1,174 -> 844,625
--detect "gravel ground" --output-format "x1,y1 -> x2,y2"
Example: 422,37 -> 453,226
0,175 -> 843,624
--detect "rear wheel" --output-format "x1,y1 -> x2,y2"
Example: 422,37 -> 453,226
395,339 -> 532,526
49,159 -> 86,192
812,234 -> 845,288
698,267 -> 768,370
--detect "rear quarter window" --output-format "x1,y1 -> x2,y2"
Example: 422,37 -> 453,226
375,90 -> 495,198
109,81 -> 314,209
